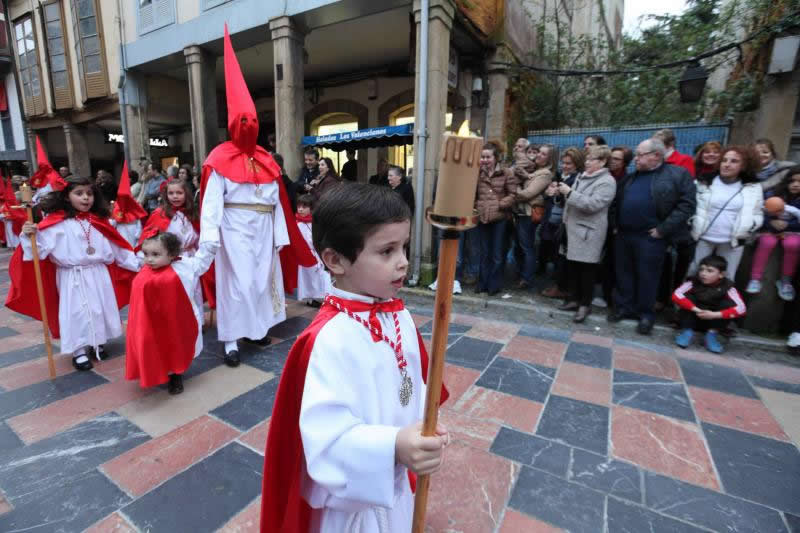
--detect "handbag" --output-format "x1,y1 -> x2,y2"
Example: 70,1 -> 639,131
531,204 -> 546,223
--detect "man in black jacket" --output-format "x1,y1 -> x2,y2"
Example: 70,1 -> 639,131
609,138 -> 696,334
296,147 -> 320,193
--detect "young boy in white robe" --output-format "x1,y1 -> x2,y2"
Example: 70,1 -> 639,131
295,194 -> 330,307
261,184 -> 450,533
16,176 -> 140,371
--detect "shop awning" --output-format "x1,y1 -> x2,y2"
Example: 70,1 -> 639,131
301,124 -> 413,151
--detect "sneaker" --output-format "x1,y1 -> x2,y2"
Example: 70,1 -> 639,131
745,279 -> 762,294
453,280 -> 462,295
675,328 -> 694,349
776,280 -> 796,301
428,280 -> 438,291
591,297 -> 608,308
705,331 -> 724,353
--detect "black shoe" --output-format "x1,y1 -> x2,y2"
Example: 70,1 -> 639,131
87,346 -> 108,361
72,355 -> 93,371
637,318 -> 655,335
224,350 -> 241,367
168,374 -> 184,395
243,335 -> 272,347
487,289 -> 500,296
573,306 -> 591,323
308,300 -> 322,308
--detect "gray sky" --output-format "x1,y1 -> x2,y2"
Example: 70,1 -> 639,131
624,1 -> 688,33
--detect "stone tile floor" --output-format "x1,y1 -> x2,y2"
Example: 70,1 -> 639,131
0,248 -> 799,532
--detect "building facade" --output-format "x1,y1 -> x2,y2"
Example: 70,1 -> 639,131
0,8 -> 28,169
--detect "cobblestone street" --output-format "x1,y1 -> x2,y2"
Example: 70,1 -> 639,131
0,247 -> 799,532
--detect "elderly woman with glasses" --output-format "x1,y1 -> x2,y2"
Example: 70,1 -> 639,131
555,145 -> 617,322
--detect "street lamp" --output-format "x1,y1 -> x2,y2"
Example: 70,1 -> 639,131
678,62 -> 709,103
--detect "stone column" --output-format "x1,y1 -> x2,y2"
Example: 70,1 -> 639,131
485,46 -> 512,144
120,70 -> 151,176
270,16 -> 306,181
26,126 -> 37,170
412,0 -> 456,284
184,45 -> 219,168
62,123 -> 91,178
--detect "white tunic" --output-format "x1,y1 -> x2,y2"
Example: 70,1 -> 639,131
3,218 -> 20,248
296,220 -> 331,301
21,219 -> 140,354
110,219 -> 142,248
199,170 -> 289,342
171,243 -> 218,357
300,287 -> 426,533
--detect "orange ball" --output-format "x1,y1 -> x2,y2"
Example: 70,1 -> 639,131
765,196 -> 785,215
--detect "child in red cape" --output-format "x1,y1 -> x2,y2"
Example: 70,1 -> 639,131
295,194 -> 330,307
261,184 -> 449,533
125,232 -> 217,394
11,176 -> 140,371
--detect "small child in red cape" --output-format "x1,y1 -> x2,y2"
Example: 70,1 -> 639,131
125,232 -> 217,394
295,194 -> 330,308
261,184 -> 449,533
15,176 -> 140,371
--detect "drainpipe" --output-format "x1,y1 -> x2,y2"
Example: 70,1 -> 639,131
116,0 -> 130,166
409,0 -> 429,286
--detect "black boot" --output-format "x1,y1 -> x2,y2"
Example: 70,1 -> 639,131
168,374 -> 184,395
87,345 -> 108,361
72,354 -> 93,371
242,335 -> 272,347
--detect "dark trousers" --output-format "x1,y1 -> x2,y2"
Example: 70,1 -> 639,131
614,232 -> 668,321
456,226 -> 480,281
601,232 -> 615,303
478,219 -> 508,293
658,241 -> 697,304
678,309 -> 728,332
568,260 -> 598,306
515,216 -> 539,284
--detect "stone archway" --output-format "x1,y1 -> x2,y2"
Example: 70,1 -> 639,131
305,99 -> 369,181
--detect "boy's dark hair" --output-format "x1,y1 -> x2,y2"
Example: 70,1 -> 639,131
39,175 -> 110,218
313,183 -> 411,262
699,254 -> 727,274
159,178 -> 197,221
297,193 -> 313,207
143,231 -> 181,258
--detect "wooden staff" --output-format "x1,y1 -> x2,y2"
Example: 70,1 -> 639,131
412,135 -> 482,532
16,183 -> 56,379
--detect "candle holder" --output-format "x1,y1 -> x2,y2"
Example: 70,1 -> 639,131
425,134 -> 482,233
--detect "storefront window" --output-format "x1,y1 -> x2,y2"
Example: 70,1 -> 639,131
313,113 -> 358,174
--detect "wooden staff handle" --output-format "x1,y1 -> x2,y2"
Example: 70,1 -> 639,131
18,186 -> 56,379
412,230 -> 460,533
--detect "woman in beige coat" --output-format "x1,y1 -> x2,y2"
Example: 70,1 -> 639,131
557,145 -> 617,322
513,144 -> 555,289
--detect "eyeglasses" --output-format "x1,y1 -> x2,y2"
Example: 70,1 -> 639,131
634,150 -> 655,158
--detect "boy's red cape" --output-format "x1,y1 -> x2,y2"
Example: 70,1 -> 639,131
198,25 -> 315,308
259,302 -> 449,533
5,212 -> 137,339
112,161 -> 148,224
125,262 -> 197,387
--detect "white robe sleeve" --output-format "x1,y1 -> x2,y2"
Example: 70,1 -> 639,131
300,328 -> 401,511
200,171 -> 225,246
110,241 -> 141,272
20,226 -> 56,261
273,195 -> 290,249
187,241 -> 218,277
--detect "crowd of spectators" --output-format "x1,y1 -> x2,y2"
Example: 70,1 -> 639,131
445,130 -> 800,355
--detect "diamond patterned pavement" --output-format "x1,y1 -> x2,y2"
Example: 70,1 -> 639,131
1,248 -> 800,532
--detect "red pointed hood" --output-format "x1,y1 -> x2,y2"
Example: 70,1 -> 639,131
224,24 -> 259,156
112,161 -> 148,224
30,136 -> 66,191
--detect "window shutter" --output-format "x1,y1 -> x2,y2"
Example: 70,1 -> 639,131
43,1 -> 74,110
70,0 -> 108,102
13,16 -> 46,117
138,0 -> 175,35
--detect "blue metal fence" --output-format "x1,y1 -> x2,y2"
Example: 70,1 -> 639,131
528,122 -> 730,169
